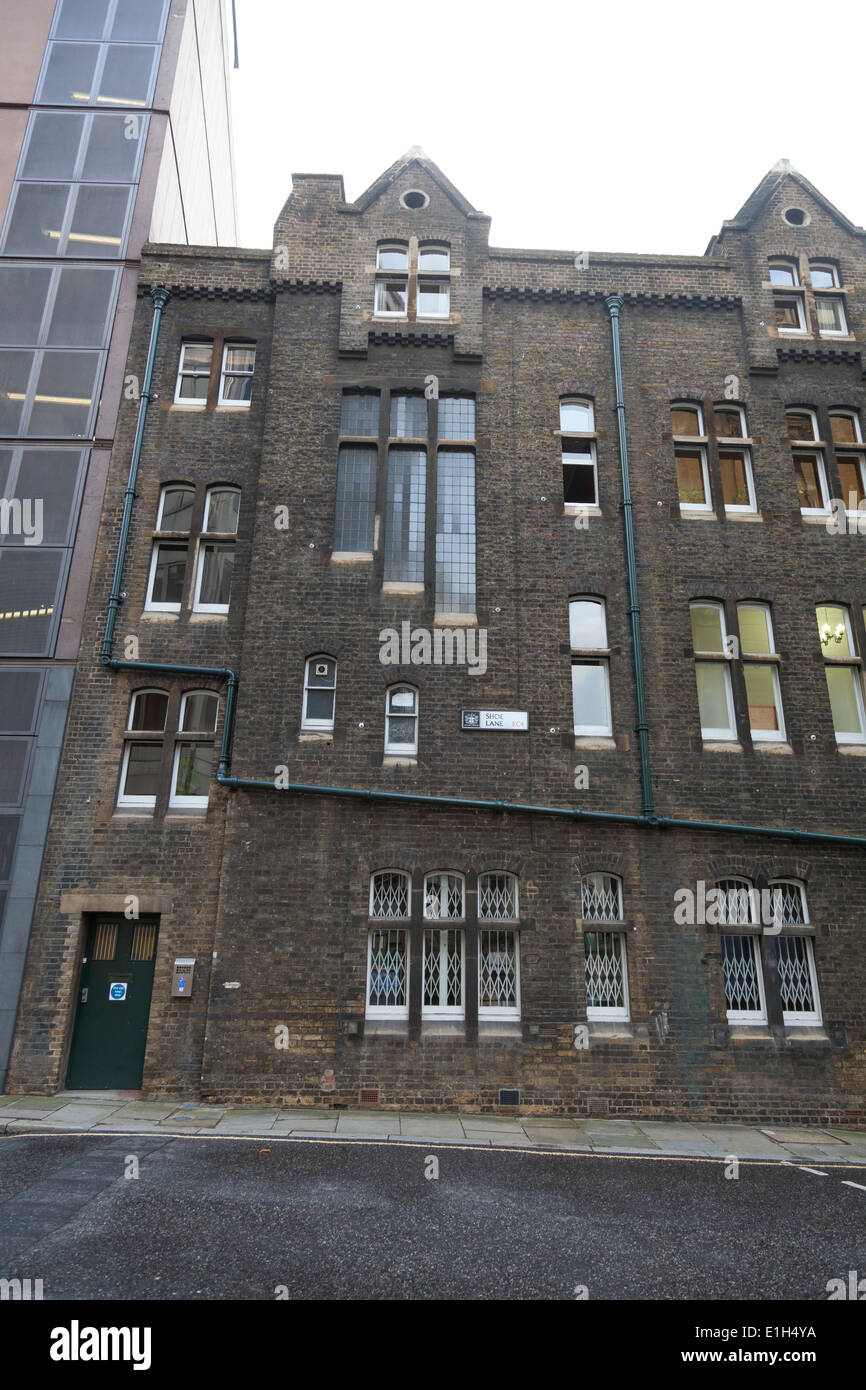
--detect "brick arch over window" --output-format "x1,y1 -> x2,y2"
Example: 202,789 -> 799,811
376,664 -> 431,688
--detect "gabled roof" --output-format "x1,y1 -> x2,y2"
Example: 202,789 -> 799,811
707,160 -> 865,251
352,148 -> 484,218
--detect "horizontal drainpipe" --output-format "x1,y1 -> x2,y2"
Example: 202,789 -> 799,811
99,285 -> 866,851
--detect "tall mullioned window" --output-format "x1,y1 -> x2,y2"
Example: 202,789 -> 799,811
333,386 -> 476,616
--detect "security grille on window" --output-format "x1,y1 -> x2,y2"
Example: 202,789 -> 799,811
369,870 -> 410,919
366,928 -> 409,1018
301,656 -> 337,732
777,936 -> 821,1024
769,879 -> 808,926
479,930 -> 519,1019
788,409 -> 830,514
570,598 -> 612,736
721,934 -> 766,1022
479,873 -> 518,921
423,929 -> 464,1016
424,872 -> 464,919
583,932 -> 629,1021
690,601 -> 736,740
580,872 -> 622,922
816,604 -> 866,743
560,398 -> 597,506
716,877 -> 757,925
737,603 -> 785,741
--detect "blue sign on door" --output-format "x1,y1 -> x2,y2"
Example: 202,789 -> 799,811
109,982 -> 128,1001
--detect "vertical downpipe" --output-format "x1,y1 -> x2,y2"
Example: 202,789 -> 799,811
605,294 -> 655,820
101,285 -> 171,665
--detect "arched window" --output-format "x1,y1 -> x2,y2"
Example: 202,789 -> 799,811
580,872 -> 622,922
385,685 -> 418,755
118,689 -> 168,809
570,598 -> 612,736
301,655 -> 337,732
560,397 -> 597,506
369,870 -> 410,919
193,486 -> 239,614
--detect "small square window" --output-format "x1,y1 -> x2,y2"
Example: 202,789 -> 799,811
774,295 -> 806,332
376,244 -> 408,271
419,244 -> 450,271
810,263 -> 839,288
816,296 -> 847,335
714,406 -> 745,439
829,412 -> 861,445
793,452 -> 829,512
145,541 -> 186,610
561,398 -> 594,432
769,262 -> 798,287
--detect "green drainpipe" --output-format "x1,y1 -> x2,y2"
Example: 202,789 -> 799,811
99,285 -> 866,851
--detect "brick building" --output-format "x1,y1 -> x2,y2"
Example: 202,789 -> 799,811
6,150 -> 866,1122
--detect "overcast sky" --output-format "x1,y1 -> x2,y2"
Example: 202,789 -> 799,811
228,0 -> 865,256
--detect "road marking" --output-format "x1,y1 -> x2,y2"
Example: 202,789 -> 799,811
2,1128 -> 866,1171
797,1166 -> 828,1176
841,1180 -> 866,1192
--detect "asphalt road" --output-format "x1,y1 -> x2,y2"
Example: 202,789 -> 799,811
0,1133 -> 864,1300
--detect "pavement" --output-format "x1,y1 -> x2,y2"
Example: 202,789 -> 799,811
2,1091 -> 866,1163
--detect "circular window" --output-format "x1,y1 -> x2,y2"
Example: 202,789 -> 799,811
783,207 -> 809,226
401,189 -> 429,210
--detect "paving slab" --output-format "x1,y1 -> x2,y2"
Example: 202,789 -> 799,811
399,1117 -> 465,1138
111,1103 -> 184,1120
457,1117 -> 526,1132
157,1109 -> 223,1128
335,1115 -> 399,1133
43,1104 -> 124,1125
272,1116 -> 338,1133
523,1130 -> 593,1149
1,1095 -> 72,1112
761,1127 -> 842,1145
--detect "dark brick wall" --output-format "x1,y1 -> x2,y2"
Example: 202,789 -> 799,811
7,158 -> 866,1122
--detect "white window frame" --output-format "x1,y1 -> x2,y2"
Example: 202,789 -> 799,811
365,927 -> 410,1020
815,293 -> 848,337
691,601 -> 736,740
168,690 -> 219,809
369,870 -> 411,920
478,929 -> 521,1021
422,927 -> 465,1019
384,684 -> 418,756
155,484 -> 194,531
192,541 -> 234,614
478,872 -> 519,922
768,260 -> 799,288
828,410 -> 863,445
719,446 -> 757,513
301,655 -> 337,732
570,597 -> 611,737
787,408 -> 820,443
217,342 -> 255,408
809,262 -> 840,289
675,444 -> 712,512
144,540 -> 186,613
737,603 -> 785,742
376,243 -> 409,271
417,279 -> 450,319
778,935 -> 822,1026
423,872 -> 465,920
721,932 -> 767,1024
792,449 -> 830,516
768,878 -> 809,928
837,452 -> 866,515
561,398 -> 598,510
173,341 -> 212,408
117,689 -> 168,810
584,930 -> 630,1022
374,278 -> 408,318
713,403 -> 747,439
818,607 -> 866,745
418,243 -> 450,271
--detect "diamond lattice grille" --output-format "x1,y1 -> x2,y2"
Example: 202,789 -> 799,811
480,931 -> 517,1009
581,874 -> 622,922
424,873 -> 463,919
583,932 -> 625,1008
778,936 -> 816,1014
770,882 -> 806,925
716,879 -> 756,925
367,930 -> 407,1008
722,934 -> 762,1013
478,874 -> 517,920
424,929 -> 463,1008
371,872 -> 410,918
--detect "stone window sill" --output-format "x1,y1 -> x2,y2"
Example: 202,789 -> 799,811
702,740 -> 743,752
726,510 -> 763,523
299,731 -> 333,743
363,1020 -> 408,1037
754,741 -> 793,754
837,743 -> 866,756
478,1020 -> 522,1038
331,551 -> 373,564
588,1021 -> 635,1042
421,1021 -> 465,1038
783,1027 -> 829,1044
382,756 -> 417,768
574,735 -> 616,750
679,509 -> 718,520
728,1025 -> 773,1041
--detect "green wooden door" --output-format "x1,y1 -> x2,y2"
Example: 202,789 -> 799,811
66,916 -> 158,1090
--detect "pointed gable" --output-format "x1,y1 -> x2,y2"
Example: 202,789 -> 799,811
708,160 -> 865,252
353,148 -> 481,219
